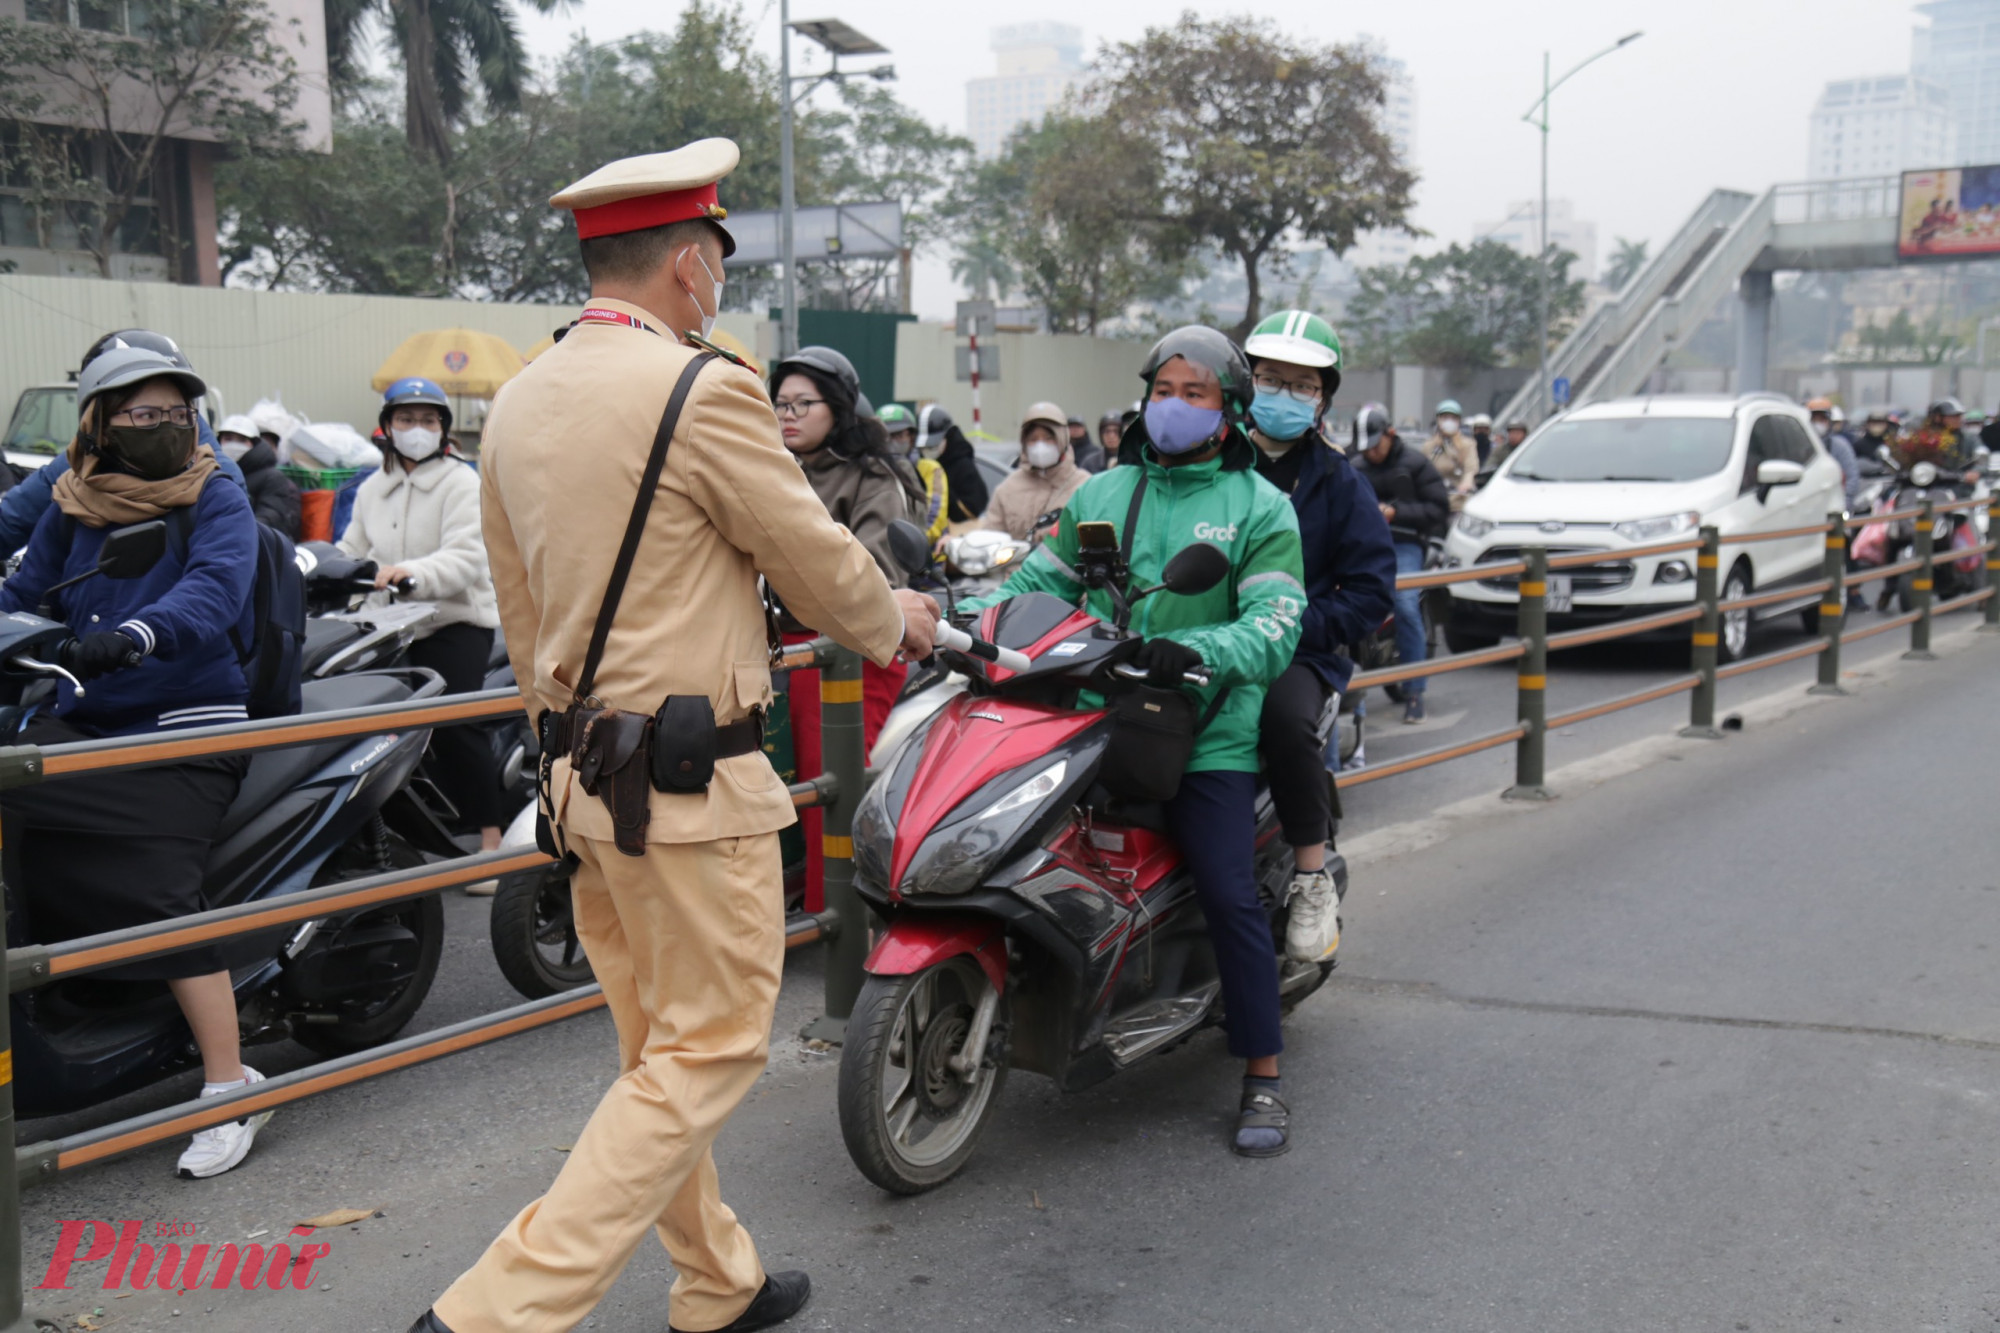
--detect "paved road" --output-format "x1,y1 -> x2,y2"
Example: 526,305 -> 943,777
17,610 -> 2000,1331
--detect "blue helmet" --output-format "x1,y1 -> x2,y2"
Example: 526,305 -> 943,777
379,376 -> 452,434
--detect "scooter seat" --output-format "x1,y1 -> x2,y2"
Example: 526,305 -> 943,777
214,675 -> 413,843
302,617 -> 363,675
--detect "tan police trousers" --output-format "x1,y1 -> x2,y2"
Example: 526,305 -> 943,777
434,830 -> 784,1333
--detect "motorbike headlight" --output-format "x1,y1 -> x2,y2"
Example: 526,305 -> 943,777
852,769 -> 896,888
1911,461 -> 1939,487
1455,513 -> 1495,540
902,759 -> 1068,898
1612,511 -> 1700,542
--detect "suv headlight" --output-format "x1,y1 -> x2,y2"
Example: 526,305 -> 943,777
1455,513 -> 1495,540
1612,511 -> 1700,542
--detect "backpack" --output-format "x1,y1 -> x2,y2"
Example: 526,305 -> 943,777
163,501 -> 306,719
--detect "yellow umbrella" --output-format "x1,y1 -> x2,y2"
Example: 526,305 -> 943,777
371,328 -> 524,398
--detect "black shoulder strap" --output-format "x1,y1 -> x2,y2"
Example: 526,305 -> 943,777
1118,470 -> 1149,571
573,352 -> 716,705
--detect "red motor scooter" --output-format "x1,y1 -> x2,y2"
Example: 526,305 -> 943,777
837,521 -> 1342,1194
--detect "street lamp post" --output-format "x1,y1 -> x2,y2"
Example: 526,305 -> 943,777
776,11 -> 892,359
1522,31 -> 1643,422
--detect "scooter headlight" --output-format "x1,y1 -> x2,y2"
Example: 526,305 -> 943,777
1911,461 -> 1939,487
902,759 -> 1069,898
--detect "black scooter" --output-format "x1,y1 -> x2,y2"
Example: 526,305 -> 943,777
1,523 -> 456,1117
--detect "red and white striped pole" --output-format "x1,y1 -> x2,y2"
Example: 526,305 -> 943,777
968,330 -> 982,431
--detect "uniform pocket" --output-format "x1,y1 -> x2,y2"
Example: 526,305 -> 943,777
733,660 -> 774,716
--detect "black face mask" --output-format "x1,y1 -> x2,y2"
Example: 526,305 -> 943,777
103,422 -> 195,480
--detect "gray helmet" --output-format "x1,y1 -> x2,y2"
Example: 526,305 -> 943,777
76,345 -> 205,418
81,328 -> 195,376
769,345 -> 860,409
916,403 -> 955,456
1353,401 -> 1393,450
1139,326 -> 1254,423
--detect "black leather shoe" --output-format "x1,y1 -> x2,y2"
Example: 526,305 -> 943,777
408,1312 -> 453,1333
669,1271 -> 812,1333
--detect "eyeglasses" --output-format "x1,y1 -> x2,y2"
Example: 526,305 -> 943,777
113,405 -> 195,429
773,397 -> 826,419
1252,376 -> 1321,404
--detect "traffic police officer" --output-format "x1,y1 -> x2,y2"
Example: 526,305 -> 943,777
410,138 -> 940,1333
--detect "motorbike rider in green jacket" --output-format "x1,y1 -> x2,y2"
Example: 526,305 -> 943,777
962,326 -> 1307,1157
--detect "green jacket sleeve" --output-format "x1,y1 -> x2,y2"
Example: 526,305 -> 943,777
1165,495 -> 1305,690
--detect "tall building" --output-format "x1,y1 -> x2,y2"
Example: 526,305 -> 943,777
1475,200 -> 1598,285
1807,75 -> 1954,178
965,23 -> 1087,160
1913,0 -> 2000,166
1344,37 -> 1419,271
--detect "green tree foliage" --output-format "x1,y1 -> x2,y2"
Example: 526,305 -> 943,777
323,0 -> 566,164
1852,309 -> 1959,364
1091,14 -> 1416,340
1346,240 -> 1587,373
0,0 -> 303,279
1604,236 -> 1648,291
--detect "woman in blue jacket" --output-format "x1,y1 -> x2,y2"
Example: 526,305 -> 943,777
0,346 -> 268,1180
1242,311 -> 1397,968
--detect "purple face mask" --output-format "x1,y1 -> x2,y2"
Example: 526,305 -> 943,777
1144,396 -> 1225,455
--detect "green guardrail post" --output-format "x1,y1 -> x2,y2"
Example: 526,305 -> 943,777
1982,497 -> 2000,633
1906,499 -> 1937,661
1502,547 -> 1553,801
1809,511 -> 1848,695
1681,527 -> 1723,739
803,644 -> 867,1043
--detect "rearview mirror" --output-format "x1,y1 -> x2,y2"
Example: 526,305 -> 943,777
1159,542 -> 1230,597
886,519 -> 932,577
98,520 -> 167,580
1755,460 -> 1805,487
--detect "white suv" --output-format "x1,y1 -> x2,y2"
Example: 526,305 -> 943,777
1441,394 -> 1844,661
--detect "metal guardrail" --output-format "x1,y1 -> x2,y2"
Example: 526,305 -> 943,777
0,635 -> 870,1329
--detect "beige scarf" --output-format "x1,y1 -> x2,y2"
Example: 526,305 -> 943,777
53,433 -> 219,529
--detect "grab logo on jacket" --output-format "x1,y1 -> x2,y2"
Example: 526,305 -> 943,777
1191,521 -> 1238,542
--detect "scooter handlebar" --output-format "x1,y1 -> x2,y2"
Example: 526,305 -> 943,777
1108,661 -> 1213,688
934,623 -> 1034,674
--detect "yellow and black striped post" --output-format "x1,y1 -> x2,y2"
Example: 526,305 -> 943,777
1982,496 -> 2000,633
1906,499 -> 1937,661
1809,511 -> 1848,695
1502,547 -> 1553,801
1681,527 -> 1724,738
807,644 -> 869,1040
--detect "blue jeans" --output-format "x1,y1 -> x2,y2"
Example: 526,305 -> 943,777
1164,770 -> 1282,1060
1391,540 -> 1427,695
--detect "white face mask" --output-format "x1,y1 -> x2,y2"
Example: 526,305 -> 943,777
391,426 -> 442,461
1438,418 -> 1460,437
685,248 -> 723,339
1024,439 -> 1061,469
218,438 -> 252,462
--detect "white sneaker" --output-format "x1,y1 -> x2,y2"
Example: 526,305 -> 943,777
177,1066 -> 273,1179
1343,741 -> 1366,771
1284,869 -> 1342,963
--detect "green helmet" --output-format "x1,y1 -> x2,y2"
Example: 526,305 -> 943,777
877,402 -> 915,433
1244,309 -> 1343,400
1435,399 -> 1463,418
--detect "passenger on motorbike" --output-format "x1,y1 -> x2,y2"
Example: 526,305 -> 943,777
979,401 -> 1089,541
1241,310 -> 1396,963
881,403 -> 952,546
338,377 -> 503,864
0,346 -> 269,1179
1893,397 -> 1982,484
962,326 -> 1307,1157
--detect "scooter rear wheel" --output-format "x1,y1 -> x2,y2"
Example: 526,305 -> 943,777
838,957 -> 1007,1195
490,861 -> 593,998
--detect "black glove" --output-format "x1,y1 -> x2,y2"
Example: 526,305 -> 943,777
1134,637 -> 1203,686
68,630 -> 145,681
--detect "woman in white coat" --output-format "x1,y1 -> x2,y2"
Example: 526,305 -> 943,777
341,377 -> 503,860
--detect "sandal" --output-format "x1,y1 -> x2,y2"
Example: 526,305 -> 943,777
1233,1085 -> 1291,1158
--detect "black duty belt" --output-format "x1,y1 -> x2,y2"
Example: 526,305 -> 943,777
544,708 -> 762,760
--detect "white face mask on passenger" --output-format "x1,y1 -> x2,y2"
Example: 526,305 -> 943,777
1024,440 -> 1061,469
218,439 -> 252,462
391,426 -> 442,461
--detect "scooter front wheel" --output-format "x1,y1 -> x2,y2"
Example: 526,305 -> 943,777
837,957 -> 1007,1195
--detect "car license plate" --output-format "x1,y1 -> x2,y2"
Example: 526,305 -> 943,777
1545,573 -> 1574,613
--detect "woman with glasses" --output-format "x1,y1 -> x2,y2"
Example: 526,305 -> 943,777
338,377 -> 501,868
0,345 -> 271,1179
1240,309 -> 1396,966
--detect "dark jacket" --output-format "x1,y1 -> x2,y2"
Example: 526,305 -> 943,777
1256,433 -> 1398,691
0,474 -> 256,735
933,424 -> 988,521
237,439 -> 301,539
0,415 -> 246,554
1072,435 -> 1108,474
1353,438 -> 1450,545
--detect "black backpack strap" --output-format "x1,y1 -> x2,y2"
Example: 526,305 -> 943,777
572,352 -> 716,706
1118,470 -> 1149,569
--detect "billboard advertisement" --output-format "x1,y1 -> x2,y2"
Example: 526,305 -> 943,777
1899,165 -> 2000,259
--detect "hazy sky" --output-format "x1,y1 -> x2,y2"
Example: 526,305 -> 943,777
514,0 -> 1922,317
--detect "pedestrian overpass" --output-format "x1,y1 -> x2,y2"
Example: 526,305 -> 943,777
1497,176 -> 1902,428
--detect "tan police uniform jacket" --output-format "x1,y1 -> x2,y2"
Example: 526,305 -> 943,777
480,296 -> 905,847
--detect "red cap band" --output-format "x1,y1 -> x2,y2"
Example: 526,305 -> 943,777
572,184 -> 724,240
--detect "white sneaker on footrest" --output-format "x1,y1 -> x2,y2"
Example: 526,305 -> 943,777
177,1066 -> 274,1179
1284,869 -> 1341,963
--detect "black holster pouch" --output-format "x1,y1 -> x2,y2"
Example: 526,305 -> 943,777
569,707 -> 654,857
1097,685 -> 1198,803
651,694 -> 717,793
